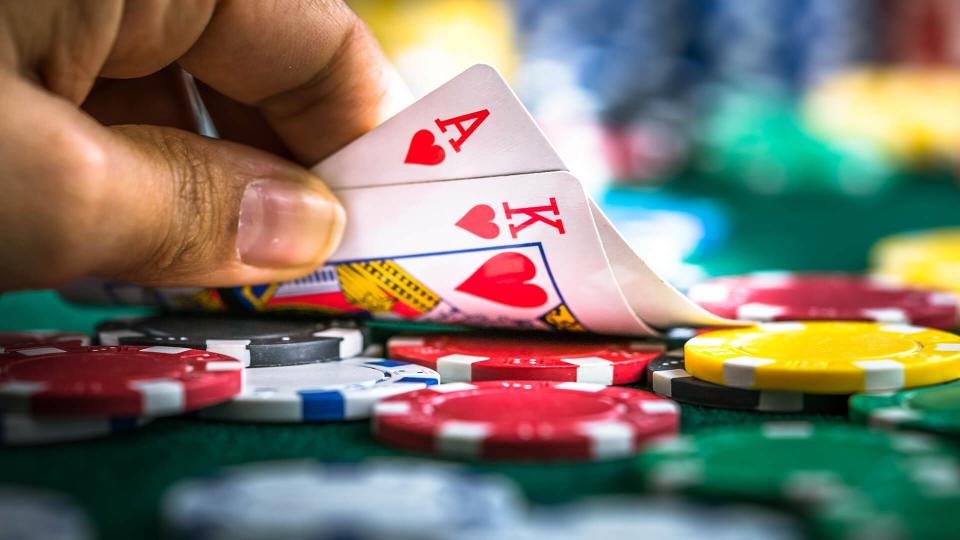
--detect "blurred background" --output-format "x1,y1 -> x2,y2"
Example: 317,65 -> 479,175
350,0 -> 960,289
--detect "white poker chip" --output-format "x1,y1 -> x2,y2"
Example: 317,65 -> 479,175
198,357 -> 441,422
0,485 -> 95,540
468,497 -> 804,540
161,460 -> 523,540
96,315 -> 367,367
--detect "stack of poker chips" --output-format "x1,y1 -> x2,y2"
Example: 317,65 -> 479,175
0,315 -> 440,445
649,271 -> 960,414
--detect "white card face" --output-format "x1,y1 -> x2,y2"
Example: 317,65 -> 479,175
314,64 -> 567,189
264,170 -> 653,335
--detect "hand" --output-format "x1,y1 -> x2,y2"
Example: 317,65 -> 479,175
0,0 -> 407,291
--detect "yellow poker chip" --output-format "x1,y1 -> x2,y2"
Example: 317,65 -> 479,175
684,322 -> 960,394
804,68 -> 960,163
871,228 -> 960,297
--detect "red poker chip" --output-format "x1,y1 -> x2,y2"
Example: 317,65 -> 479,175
688,272 -> 959,328
0,331 -> 90,352
387,334 -> 664,385
372,380 -> 679,461
0,345 -> 243,417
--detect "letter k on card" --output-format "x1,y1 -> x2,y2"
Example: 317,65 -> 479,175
456,198 -> 566,240
314,65 -> 567,190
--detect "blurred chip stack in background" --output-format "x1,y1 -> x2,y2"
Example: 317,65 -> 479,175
514,0 -> 698,192
883,0 -> 960,67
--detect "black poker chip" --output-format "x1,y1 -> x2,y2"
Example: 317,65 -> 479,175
646,350 -> 849,414
663,327 -> 701,349
95,315 -> 368,368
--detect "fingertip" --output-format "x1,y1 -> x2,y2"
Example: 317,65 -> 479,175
236,175 -> 346,269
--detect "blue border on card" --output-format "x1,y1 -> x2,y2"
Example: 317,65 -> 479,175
326,242 -> 575,322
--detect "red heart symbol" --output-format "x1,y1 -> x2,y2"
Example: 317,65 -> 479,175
455,252 -> 548,308
404,129 -> 445,165
455,204 -> 499,239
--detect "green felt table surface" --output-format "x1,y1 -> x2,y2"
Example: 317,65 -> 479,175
2,177 -> 960,539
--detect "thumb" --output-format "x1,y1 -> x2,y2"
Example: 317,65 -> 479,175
0,73 -> 344,290
101,124 -> 346,286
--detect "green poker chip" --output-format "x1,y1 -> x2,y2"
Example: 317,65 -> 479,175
632,422 -> 950,507
850,380 -> 960,436
812,452 -> 960,540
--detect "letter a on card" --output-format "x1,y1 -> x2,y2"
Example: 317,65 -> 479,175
314,65 -> 567,189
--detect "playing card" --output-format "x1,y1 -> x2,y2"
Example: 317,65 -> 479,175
315,64 -> 567,189
586,200 -> 726,328
59,65 -> 734,335
258,171 -> 655,335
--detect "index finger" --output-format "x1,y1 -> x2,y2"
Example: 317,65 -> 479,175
111,0 -> 409,164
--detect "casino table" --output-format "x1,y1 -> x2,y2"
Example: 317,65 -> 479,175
2,176 -> 960,539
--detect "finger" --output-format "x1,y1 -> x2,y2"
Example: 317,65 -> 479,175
98,0 -> 216,79
175,0 -> 392,162
106,124 -> 346,286
105,0 -> 411,164
0,74 -> 345,290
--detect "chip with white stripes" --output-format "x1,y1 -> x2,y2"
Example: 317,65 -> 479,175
0,345 -> 242,417
684,322 -> 960,394
199,357 -> 439,422
96,315 -> 367,367
387,333 -> 663,385
373,380 -> 679,461
647,350 -> 849,413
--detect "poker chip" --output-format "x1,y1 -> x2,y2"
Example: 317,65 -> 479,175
811,445 -> 960,540
663,327 -> 709,349
486,498 -> 804,540
647,351 -> 849,414
0,345 -> 243,417
850,379 -> 960,435
161,460 -> 523,540
387,333 -> 664,385
0,485 -> 95,540
806,68 -> 960,164
373,380 -> 680,461
0,331 -> 90,352
633,421 -> 951,506
199,357 -> 440,423
871,227 -> 960,297
0,412 -> 150,446
687,272 -> 959,328
96,315 -> 367,367
684,322 -> 960,394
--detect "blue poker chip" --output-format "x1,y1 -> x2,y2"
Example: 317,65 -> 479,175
198,357 -> 441,423
161,460 -> 523,540
0,485 -> 95,540
0,412 -> 150,447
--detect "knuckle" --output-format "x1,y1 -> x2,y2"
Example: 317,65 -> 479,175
46,126 -> 110,201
